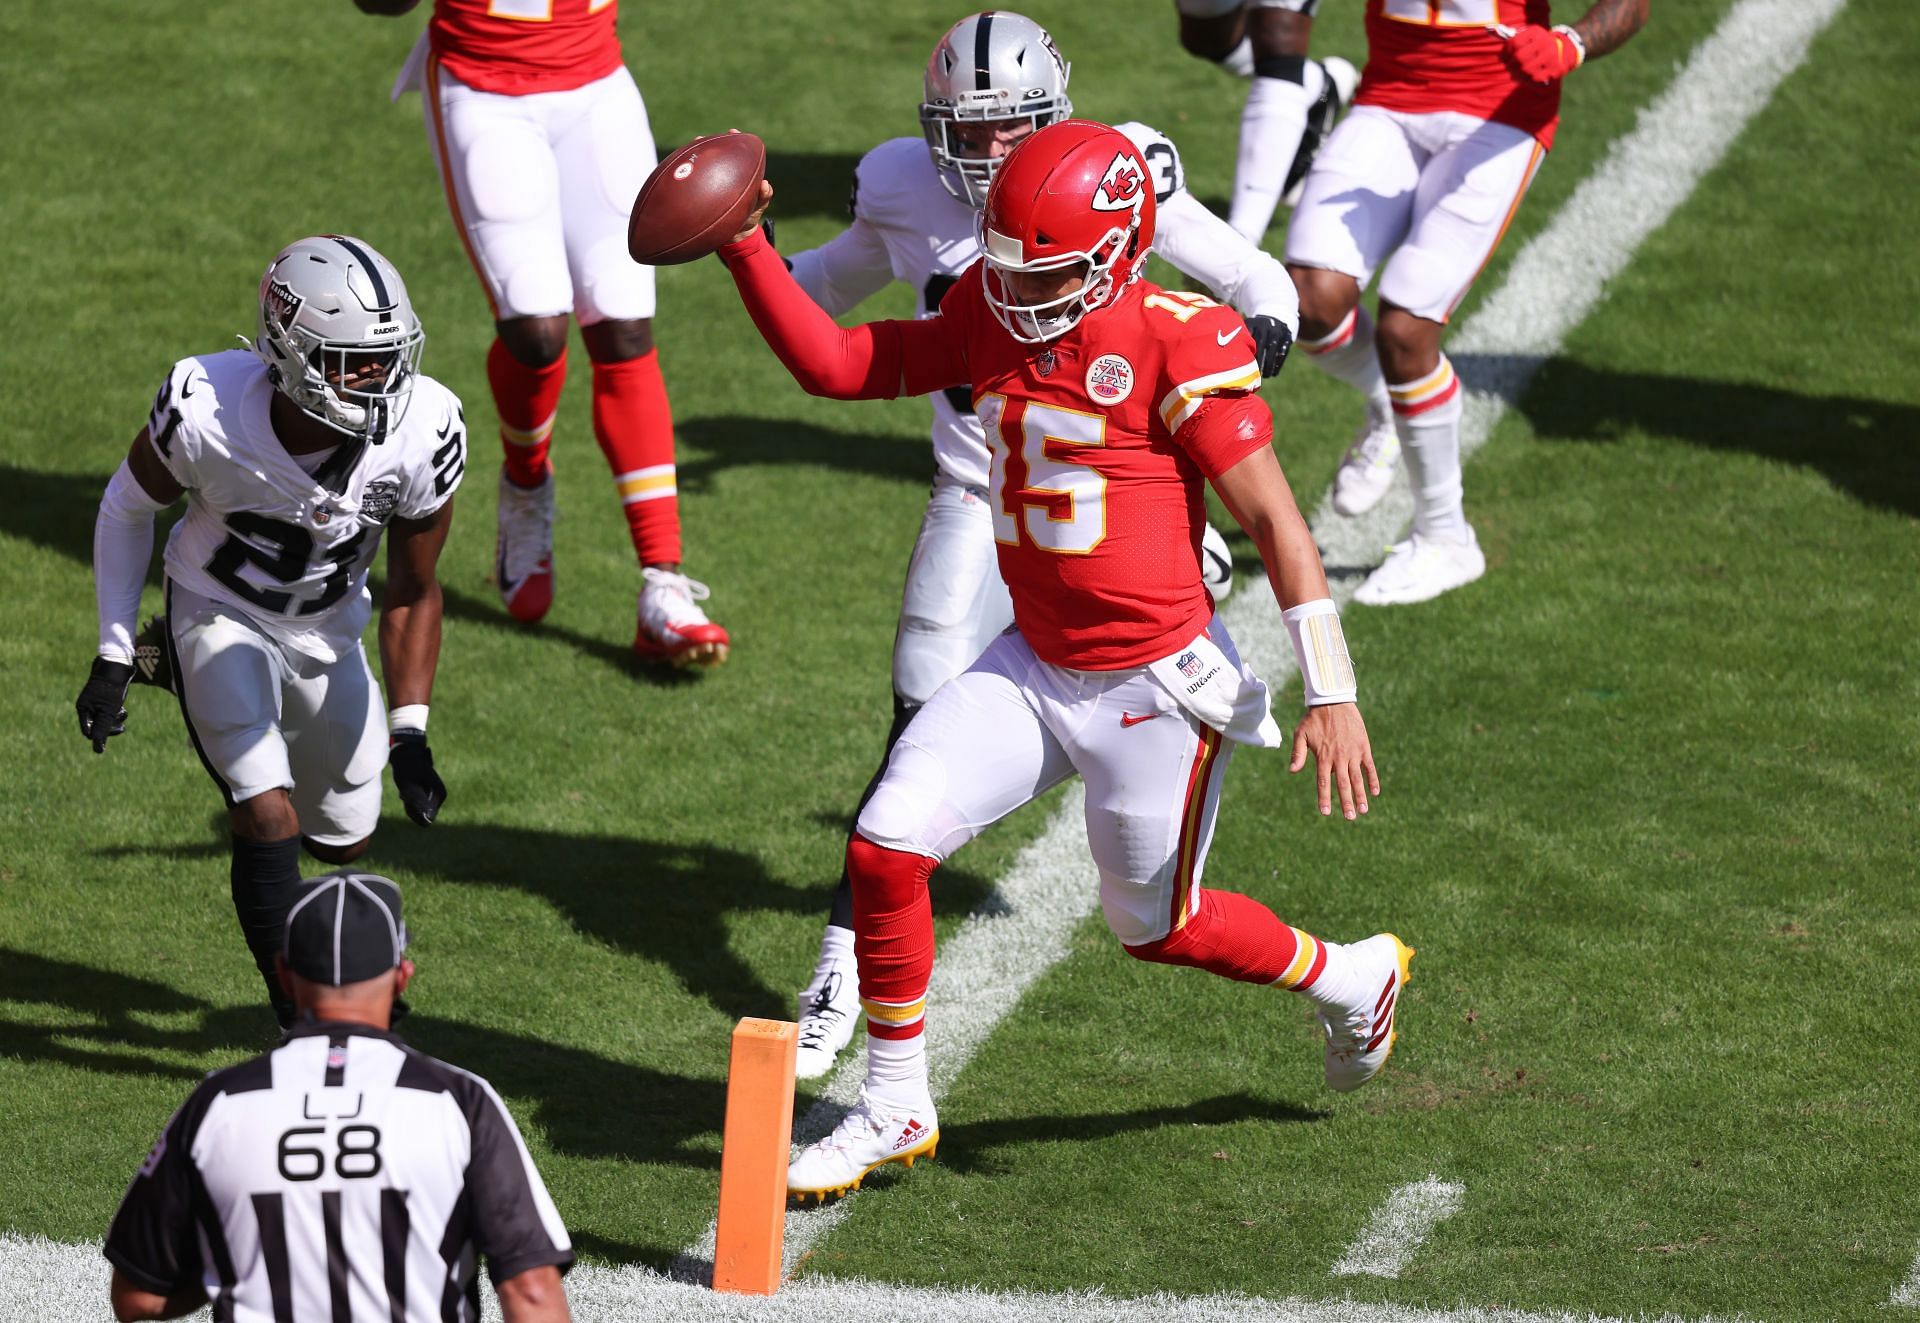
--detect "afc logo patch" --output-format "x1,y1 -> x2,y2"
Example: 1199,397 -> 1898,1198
359,479 -> 401,525
1085,353 -> 1134,406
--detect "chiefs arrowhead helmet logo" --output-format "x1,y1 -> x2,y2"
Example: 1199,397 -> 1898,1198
1091,150 -> 1147,218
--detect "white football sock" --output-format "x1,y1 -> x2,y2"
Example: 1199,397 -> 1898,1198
805,924 -> 856,993
1387,356 -> 1469,543
1217,36 -> 1254,78
1229,60 -> 1326,241
866,1033 -> 930,1108
1301,306 -> 1395,428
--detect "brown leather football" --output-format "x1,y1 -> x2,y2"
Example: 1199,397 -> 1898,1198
627,132 -> 766,266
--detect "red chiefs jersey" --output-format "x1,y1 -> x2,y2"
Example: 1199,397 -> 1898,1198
430,0 -> 625,96
1357,0 -> 1563,148
917,266 -> 1267,671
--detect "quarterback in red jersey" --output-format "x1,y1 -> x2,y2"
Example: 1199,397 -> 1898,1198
357,0 -> 730,665
1284,0 -> 1648,598
717,120 -> 1409,1200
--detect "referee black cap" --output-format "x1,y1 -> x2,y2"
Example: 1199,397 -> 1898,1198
283,871 -> 409,985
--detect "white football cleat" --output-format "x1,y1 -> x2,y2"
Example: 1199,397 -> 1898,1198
1353,530 -> 1485,606
1318,933 -> 1414,1093
787,1088 -> 939,1203
794,961 -> 861,1081
1331,416 -> 1401,517
496,468 -> 556,623
1200,522 -> 1235,603
634,567 -> 730,667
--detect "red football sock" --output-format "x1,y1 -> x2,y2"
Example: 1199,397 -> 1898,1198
1125,888 -> 1328,992
590,349 -> 680,567
487,338 -> 567,489
847,835 -> 938,1043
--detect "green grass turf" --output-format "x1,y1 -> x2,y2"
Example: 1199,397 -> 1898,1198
3,1 -> 1917,1318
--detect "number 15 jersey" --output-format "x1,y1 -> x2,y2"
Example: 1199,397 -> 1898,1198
147,350 -> 467,664
913,266 -> 1267,671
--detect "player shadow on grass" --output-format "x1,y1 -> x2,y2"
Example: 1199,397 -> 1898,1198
674,415 -> 936,491
367,818 -> 1000,1024
1459,355 -> 1920,520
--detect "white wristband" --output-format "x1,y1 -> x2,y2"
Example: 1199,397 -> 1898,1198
388,704 -> 429,735
1281,598 -> 1358,707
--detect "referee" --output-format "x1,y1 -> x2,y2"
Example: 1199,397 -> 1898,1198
104,871 -> 574,1322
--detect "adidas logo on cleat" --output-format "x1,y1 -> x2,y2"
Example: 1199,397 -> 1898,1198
892,1119 -> 928,1152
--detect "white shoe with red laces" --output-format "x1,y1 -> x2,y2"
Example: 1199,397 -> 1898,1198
633,567 -> 729,667
496,468 -> 555,623
787,1089 -> 939,1203
1318,933 -> 1414,1093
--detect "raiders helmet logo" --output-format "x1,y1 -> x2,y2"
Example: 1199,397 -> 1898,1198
264,278 -> 303,332
1092,151 -> 1147,216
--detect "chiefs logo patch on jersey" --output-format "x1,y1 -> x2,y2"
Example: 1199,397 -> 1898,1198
1085,353 -> 1134,406
1092,152 -> 1147,217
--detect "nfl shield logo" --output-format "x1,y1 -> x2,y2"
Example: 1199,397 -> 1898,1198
1177,651 -> 1203,679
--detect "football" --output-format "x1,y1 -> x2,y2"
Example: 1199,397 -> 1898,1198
627,131 -> 766,266
1201,522 -> 1235,602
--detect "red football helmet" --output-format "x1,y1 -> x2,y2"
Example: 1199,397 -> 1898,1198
977,119 -> 1156,344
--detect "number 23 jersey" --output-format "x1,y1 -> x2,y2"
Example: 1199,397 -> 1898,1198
147,349 -> 467,664
922,268 -> 1265,671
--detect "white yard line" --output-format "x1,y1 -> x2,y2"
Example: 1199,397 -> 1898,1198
3,1 -> 1851,1319
1332,1178 -> 1468,1279
1890,1243 -> 1920,1308
0,1232 -> 1768,1323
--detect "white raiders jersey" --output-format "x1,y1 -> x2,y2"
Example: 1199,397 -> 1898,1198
788,123 -> 1299,490
146,350 -> 466,664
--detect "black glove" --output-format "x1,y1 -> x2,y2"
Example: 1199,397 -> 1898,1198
1247,314 -> 1295,380
76,658 -> 135,754
389,730 -> 447,826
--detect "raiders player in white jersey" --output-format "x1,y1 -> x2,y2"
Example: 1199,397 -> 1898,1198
105,872 -> 572,1323
76,235 -> 465,1030
780,9 -> 1303,1079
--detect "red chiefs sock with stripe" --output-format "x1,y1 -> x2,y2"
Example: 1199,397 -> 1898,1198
847,835 -> 937,1107
487,338 -> 566,489
1124,888 -> 1331,991
591,349 -> 681,567
1388,354 -> 1470,543
1299,306 -> 1394,432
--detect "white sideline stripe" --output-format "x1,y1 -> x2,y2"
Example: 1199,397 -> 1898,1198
675,0 -> 1849,1289
1331,1177 -> 1467,1278
0,1232 -> 1769,1323
1891,1243 -> 1920,1307
6,4 -> 1845,1321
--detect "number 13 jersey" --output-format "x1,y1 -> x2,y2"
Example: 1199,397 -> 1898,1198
148,350 -> 467,664
919,266 -> 1266,671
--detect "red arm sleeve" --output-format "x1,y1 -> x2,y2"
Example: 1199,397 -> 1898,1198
716,228 -> 968,400
1174,392 -> 1274,479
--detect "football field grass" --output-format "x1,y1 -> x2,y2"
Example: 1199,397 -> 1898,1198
3,2 -> 1917,1320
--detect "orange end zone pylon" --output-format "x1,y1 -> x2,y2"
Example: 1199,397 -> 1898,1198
712,1017 -> 798,1295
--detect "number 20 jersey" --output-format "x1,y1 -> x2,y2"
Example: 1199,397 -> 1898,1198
148,350 -> 467,664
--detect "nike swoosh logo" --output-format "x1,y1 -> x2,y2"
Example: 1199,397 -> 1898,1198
1120,712 -> 1159,727
1216,327 -> 1241,346
179,373 -> 196,399
437,418 -> 452,439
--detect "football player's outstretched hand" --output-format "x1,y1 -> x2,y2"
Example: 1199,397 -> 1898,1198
389,731 -> 447,827
1289,702 -> 1379,821
1247,314 -> 1294,379
75,657 -> 135,754
1502,24 -> 1583,84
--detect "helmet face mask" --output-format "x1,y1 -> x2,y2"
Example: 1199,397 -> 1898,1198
919,12 -> 1072,210
977,121 -> 1157,345
254,235 -> 424,445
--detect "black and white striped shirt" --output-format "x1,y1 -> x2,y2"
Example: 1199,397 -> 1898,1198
105,1019 -> 572,1322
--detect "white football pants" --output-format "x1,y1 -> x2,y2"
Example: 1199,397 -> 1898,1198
892,475 -> 1015,707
